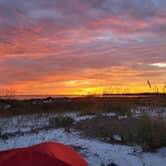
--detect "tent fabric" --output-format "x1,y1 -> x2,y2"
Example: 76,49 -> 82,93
0,142 -> 88,166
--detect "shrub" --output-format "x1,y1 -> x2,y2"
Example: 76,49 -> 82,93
49,116 -> 74,128
136,116 -> 166,150
75,115 -> 166,151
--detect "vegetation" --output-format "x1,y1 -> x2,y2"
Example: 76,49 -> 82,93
79,99 -> 131,116
138,115 -> 166,150
0,95 -> 166,151
49,116 -> 74,128
75,115 -> 166,151
0,95 -> 166,117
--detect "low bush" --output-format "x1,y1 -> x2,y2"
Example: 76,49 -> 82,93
75,115 -> 166,151
136,116 -> 166,150
49,116 -> 74,128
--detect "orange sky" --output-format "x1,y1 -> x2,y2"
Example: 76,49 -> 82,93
0,0 -> 166,95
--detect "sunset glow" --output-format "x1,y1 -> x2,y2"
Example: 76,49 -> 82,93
0,0 -> 166,95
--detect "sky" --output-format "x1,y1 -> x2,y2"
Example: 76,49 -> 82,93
0,0 -> 166,95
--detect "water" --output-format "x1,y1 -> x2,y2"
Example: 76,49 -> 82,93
8,95 -> 80,100
1,94 -> 155,100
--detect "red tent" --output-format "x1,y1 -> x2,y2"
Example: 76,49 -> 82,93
0,142 -> 88,166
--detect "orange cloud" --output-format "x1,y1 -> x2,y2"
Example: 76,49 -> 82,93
0,0 -> 166,95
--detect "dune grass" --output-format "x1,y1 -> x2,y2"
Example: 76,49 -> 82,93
75,115 -> 166,151
0,96 -> 165,150
0,95 -> 165,117
49,116 -> 74,128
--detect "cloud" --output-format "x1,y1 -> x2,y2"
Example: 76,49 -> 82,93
0,0 -> 165,93
149,63 -> 166,68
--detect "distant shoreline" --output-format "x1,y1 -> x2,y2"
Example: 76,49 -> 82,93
0,93 -> 165,100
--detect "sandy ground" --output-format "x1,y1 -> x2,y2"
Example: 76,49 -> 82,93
0,113 -> 166,166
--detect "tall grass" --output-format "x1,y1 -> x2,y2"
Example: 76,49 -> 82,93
137,115 -> 166,150
49,116 -> 74,128
76,115 -> 166,151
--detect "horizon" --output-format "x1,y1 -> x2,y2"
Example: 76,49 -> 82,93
0,89 -> 166,97
0,0 -> 166,95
